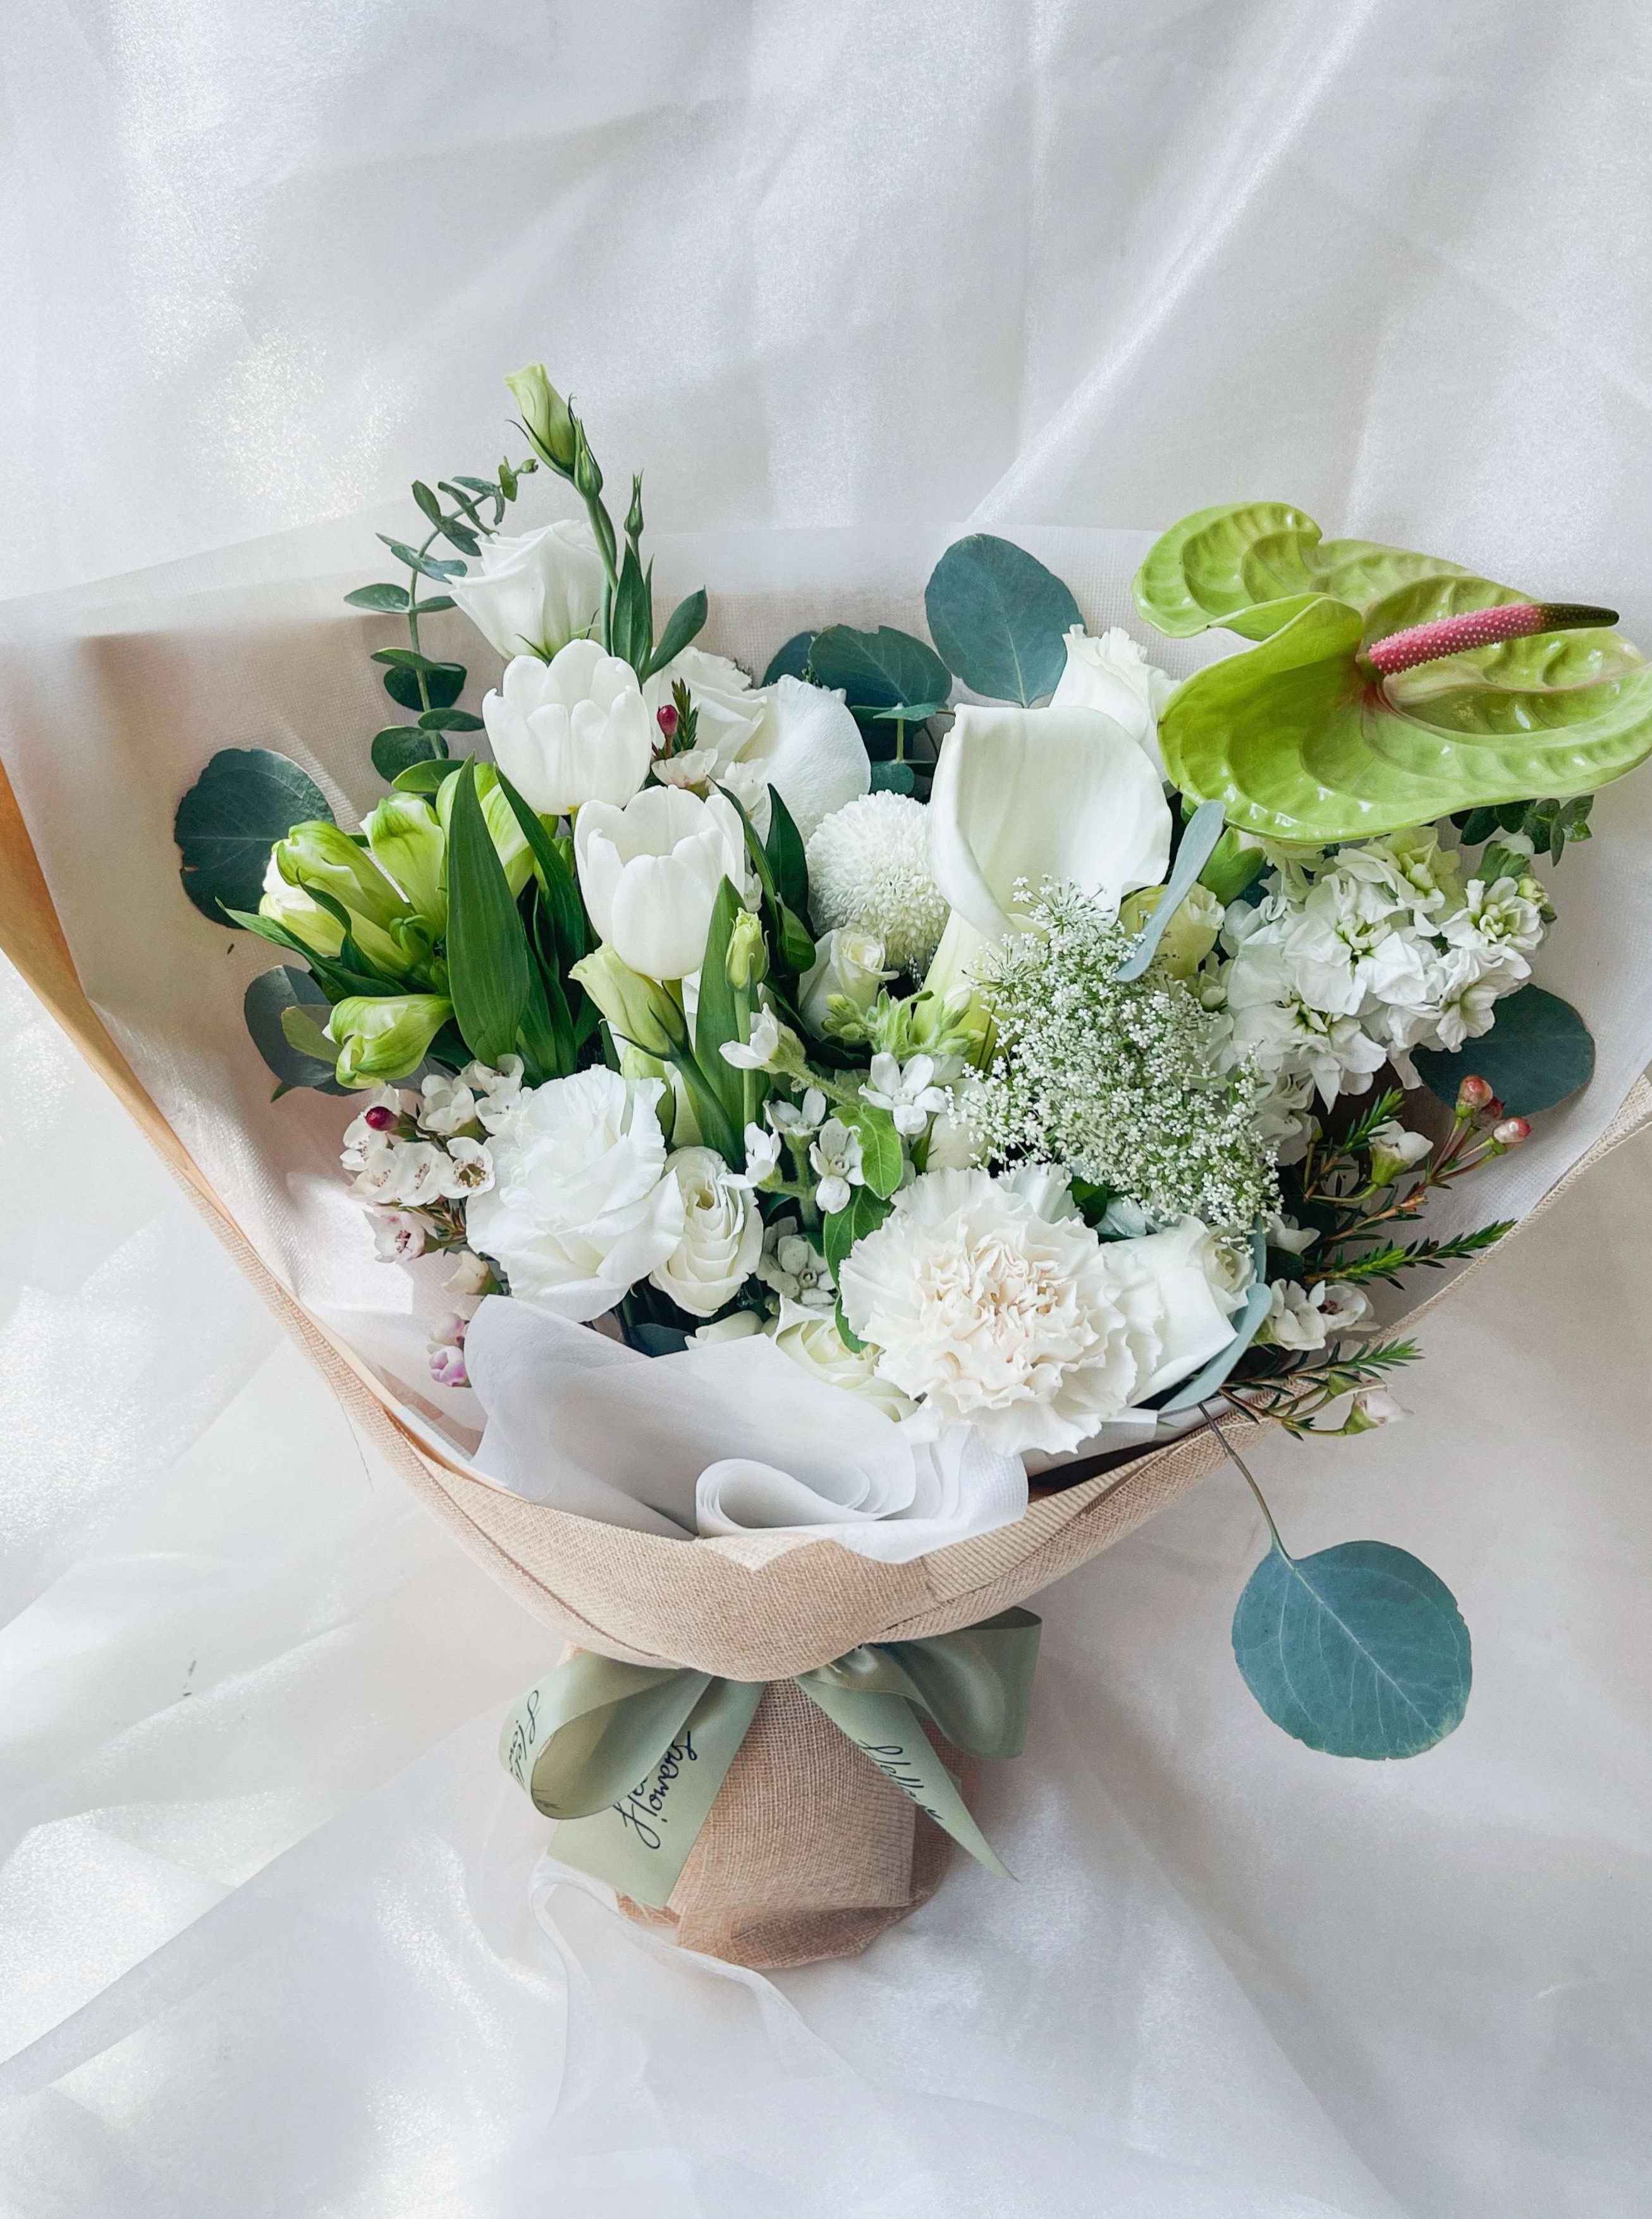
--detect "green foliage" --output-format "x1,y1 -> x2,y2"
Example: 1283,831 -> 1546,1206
1414,984 -> 1595,1116
345,582 -> 412,613
762,788 -> 809,918
925,535 -> 1083,705
763,632 -> 816,685
372,726 -> 444,781
838,1101 -> 903,1199
392,757 -> 466,796
382,658 -> 465,712
175,749 -> 333,924
693,878 -> 749,1129
444,762 -> 530,1067
807,625 -> 951,716
823,1184 -> 893,1280
645,589 -> 709,679
243,965 -> 347,1096
1233,1539 -> 1471,1759
1457,793 -> 1593,865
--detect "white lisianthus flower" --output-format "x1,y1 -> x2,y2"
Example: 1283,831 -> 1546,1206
644,647 -> 766,762
482,639 -> 652,817
798,926 -> 893,1036
463,1068 -> 685,1321
575,784 -> 748,981
447,519 -> 606,660
805,792 -> 950,975
649,1146 -> 765,1318
770,1299 -> 916,1422
837,1168 -> 1237,1458
1049,625 -> 1176,774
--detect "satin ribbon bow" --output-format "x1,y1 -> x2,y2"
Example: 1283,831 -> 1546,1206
500,1608 -> 1041,1910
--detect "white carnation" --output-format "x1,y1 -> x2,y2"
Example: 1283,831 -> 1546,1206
649,1146 -> 764,1318
463,1067 -> 684,1322
806,792 -> 949,975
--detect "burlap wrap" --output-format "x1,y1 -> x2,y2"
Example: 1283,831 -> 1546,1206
3,549 -> 1648,1968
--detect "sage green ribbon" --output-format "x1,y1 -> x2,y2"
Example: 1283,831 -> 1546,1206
500,1608 -> 1041,1910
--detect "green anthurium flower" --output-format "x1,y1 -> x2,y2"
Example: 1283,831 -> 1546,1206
1134,504 -> 1651,842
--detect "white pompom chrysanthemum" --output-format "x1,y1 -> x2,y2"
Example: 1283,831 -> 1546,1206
805,792 -> 948,975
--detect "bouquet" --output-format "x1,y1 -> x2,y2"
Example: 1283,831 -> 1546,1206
8,362 -> 1651,1966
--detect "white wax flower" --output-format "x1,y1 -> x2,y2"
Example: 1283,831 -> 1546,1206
649,1146 -> 765,1318
370,1209 -> 427,1262
447,519 -> 606,660
1367,1120 -> 1433,1183
575,783 -> 747,981
798,926 -> 892,1036
1049,625 -> 1176,774
482,639 -> 652,817
464,1068 -> 685,1321
805,792 -> 948,975
1257,1278 -> 1373,1352
837,1168 -> 1238,1458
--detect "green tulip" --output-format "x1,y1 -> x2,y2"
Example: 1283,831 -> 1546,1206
505,364 -> 577,475
326,994 -> 454,1088
364,793 -> 447,932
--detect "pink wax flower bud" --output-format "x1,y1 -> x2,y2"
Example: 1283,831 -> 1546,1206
656,702 -> 679,742
1455,1074 -> 1495,1114
1365,601 -> 1618,678
364,1104 -> 397,1131
1493,1116 -> 1531,1146
429,1344 -> 469,1389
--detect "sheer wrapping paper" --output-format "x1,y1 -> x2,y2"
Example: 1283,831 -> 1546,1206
6,0 -> 1652,2208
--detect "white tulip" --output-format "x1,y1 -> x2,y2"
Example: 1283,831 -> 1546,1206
574,783 -> 748,981
649,1146 -> 765,1317
481,639 -> 652,817
927,702 -> 1172,950
1049,625 -> 1176,774
447,520 -> 606,661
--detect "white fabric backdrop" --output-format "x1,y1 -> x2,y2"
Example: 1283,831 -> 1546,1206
4,1 -> 1652,2211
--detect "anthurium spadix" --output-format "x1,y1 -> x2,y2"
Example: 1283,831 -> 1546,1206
1134,503 -> 1652,843
924,702 -> 1172,1006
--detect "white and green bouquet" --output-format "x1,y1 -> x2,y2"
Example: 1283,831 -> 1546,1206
174,365 -> 1652,1774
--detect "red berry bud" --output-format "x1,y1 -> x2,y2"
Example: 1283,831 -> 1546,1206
1455,1075 -> 1494,1113
1493,1116 -> 1531,1146
364,1105 -> 396,1131
656,702 -> 679,742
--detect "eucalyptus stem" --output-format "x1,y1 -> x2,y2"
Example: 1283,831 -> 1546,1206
1199,1403 -> 1287,1555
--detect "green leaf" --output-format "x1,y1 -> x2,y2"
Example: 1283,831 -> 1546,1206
372,726 -> 443,782
693,877 -> 747,1124
345,582 -> 411,613
835,1297 -> 867,1354
412,482 -> 444,528
489,768 -> 586,954
377,536 -> 465,582
1413,983 -> 1594,1116
1232,1539 -> 1471,1759
175,748 -> 333,924
644,589 -> 709,679
870,700 -> 947,723
841,1101 -> 902,1199
823,1185 -> 893,1281
413,594 -> 456,614
417,708 -> 482,733
764,632 -> 816,685
243,965 -> 347,1096
763,788 -> 809,917
392,756 -> 467,795
869,759 -> 917,795
383,660 -> 466,712
807,625 -> 951,714
1115,800 -> 1227,982
438,517 -> 481,558
445,761 -> 531,1066
924,535 -> 1083,704
610,544 -> 653,676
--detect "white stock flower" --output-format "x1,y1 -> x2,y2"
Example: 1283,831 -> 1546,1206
805,793 -> 949,975
649,1146 -> 765,1317
1049,625 -> 1176,774
447,520 -> 606,660
1445,876 -> 1545,968
482,639 -> 652,816
861,1052 -> 949,1137
809,1116 -> 865,1215
798,926 -> 893,1036
837,1169 -> 1237,1458
463,1068 -> 685,1321
1429,948 -> 1503,1052
575,784 -> 747,981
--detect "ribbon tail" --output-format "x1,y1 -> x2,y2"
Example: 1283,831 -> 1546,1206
798,1680 -> 1015,1882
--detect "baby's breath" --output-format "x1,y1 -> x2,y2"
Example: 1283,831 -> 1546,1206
965,884 -> 1278,1231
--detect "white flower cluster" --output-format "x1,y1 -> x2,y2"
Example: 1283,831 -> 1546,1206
341,1056 -> 525,1221
1213,828 -> 1548,1157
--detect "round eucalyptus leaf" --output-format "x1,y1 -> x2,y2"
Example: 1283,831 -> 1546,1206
1233,1539 -> 1471,1759
924,535 -> 1083,705
870,759 -> 917,794
175,747 -> 333,924
763,631 -> 816,685
808,624 -> 951,713
244,966 -> 347,1096
383,659 -> 465,711
1414,983 -> 1594,1116
372,725 -> 443,782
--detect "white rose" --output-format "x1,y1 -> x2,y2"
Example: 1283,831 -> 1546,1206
644,647 -> 766,764
575,784 -> 749,981
646,652 -> 870,841
481,639 -> 652,817
447,519 -> 606,660
798,926 -> 892,1036
770,1299 -> 915,1422
1049,625 -> 1176,773
649,1146 -> 765,1317
463,1068 -> 685,1321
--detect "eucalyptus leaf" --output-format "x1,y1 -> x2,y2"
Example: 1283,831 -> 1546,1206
345,582 -> 411,613
243,965 -> 346,1096
175,749 -> 333,924
1232,1539 -> 1471,1759
445,762 -> 530,1066
1413,983 -> 1594,1116
808,625 -> 950,714
377,537 -> 466,583
763,632 -> 816,685
417,708 -> 482,733
924,535 -> 1083,705
413,593 -> 456,614
869,759 -> 917,795
371,726 -> 442,782
383,660 -> 466,712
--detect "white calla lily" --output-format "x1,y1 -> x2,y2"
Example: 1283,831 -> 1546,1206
575,783 -> 748,981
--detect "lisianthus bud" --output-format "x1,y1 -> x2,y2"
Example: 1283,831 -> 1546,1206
1493,1116 -> 1531,1146
326,994 -> 454,1088
504,364 -> 577,474
570,943 -> 688,1060
363,793 -> 447,931
1455,1074 -> 1495,1114
726,907 -> 768,991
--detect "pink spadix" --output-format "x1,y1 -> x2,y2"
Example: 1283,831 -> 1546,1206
1364,601 -> 1617,678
